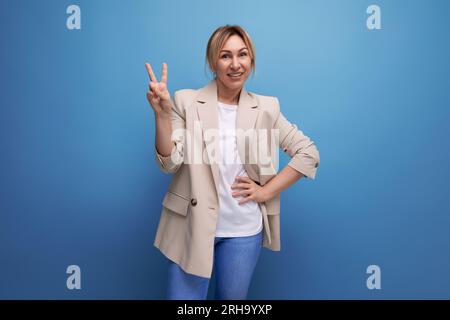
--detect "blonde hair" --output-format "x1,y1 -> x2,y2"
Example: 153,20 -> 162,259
205,25 -> 256,78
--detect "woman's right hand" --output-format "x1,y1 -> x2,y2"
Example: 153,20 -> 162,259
145,62 -> 172,117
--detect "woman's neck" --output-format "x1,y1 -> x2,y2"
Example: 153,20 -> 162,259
216,78 -> 241,105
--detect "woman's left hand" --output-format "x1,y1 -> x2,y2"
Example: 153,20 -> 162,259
231,176 -> 269,205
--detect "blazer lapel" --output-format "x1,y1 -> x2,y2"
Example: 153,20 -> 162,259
195,81 -> 221,196
236,86 -> 260,182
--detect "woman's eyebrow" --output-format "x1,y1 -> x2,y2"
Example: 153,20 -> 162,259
220,47 -> 248,53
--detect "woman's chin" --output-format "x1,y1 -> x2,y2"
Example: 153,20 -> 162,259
223,79 -> 245,90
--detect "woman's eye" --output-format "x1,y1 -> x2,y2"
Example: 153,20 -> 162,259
221,53 -> 247,59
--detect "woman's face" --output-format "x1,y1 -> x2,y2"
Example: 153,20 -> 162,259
215,35 -> 252,92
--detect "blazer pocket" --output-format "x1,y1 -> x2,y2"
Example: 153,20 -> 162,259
162,191 -> 190,216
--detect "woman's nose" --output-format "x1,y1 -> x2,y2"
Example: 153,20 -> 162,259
231,56 -> 240,69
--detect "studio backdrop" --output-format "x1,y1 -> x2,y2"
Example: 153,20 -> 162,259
1,0 -> 449,299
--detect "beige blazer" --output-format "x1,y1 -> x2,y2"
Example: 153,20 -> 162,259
153,79 -> 320,278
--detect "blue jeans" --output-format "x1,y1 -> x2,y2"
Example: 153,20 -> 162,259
166,230 -> 263,300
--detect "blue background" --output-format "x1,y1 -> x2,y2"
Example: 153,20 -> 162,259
1,0 -> 449,299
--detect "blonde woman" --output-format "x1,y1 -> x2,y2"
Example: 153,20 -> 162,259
145,25 -> 320,300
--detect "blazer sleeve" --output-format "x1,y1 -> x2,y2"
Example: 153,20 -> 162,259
273,97 -> 320,179
154,90 -> 185,174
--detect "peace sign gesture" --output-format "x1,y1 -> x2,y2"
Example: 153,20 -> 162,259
145,62 -> 172,117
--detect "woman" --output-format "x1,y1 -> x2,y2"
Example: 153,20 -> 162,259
145,25 -> 320,300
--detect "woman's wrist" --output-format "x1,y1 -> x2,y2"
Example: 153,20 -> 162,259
154,110 -> 171,121
260,185 -> 275,202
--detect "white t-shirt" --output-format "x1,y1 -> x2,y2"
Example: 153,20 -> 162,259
215,101 -> 263,237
